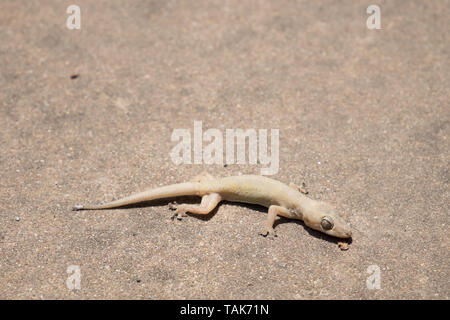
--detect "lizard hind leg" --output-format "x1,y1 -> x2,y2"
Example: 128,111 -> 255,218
170,192 -> 222,220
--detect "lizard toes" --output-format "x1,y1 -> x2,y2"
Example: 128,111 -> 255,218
259,229 -> 277,239
168,202 -> 178,210
170,212 -> 181,220
170,209 -> 187,221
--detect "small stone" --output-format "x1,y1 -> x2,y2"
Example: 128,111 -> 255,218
15,216 -> 20,221
338,242 -> 349,251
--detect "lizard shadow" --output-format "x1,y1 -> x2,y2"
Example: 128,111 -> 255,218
106,197 -> 264,222
103,196 -> 219,220
217,202 -> 350,244
273,218 -> 352,244
104,198 -> 351,244
188,201 -> 351,244
112,196 -> 201,209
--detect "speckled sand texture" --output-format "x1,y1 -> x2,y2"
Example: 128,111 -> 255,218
0,0 -> 448,299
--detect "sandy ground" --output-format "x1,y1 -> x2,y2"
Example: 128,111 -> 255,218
0,0 -> 448,299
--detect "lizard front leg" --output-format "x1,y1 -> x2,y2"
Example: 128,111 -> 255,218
170,193 -> 222,220
260,205 -> 291,238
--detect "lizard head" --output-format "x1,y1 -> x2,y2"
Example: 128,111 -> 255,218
302,201 -> 352,238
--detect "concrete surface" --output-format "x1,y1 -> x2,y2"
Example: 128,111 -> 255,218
0,0 -> 448,299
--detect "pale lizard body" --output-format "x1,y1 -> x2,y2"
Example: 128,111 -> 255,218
73,173 -> 352,239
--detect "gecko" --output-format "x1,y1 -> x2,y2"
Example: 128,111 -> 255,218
72,173 -> 352,239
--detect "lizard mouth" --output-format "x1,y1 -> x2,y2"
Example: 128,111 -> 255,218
324,224 -> 352,238
338,227 -> 352,238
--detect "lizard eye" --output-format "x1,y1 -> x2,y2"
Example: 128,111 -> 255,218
321,217 -> 334,230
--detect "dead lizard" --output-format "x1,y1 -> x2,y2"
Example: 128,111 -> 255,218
73,173 -> 352,239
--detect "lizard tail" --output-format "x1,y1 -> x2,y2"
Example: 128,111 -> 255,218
72,182 -> 200,211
